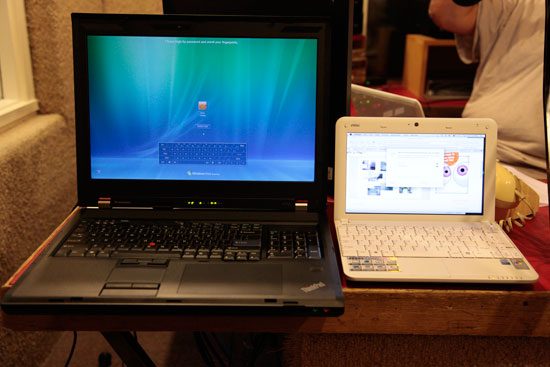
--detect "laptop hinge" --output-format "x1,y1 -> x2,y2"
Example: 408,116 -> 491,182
98,197 -> 112,209
295,202 -> 308,212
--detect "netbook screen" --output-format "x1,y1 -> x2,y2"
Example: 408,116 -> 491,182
87,35 -> 317,182
345,132 -> 486,215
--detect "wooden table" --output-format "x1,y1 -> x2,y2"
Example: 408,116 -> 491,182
3,284 -> 548,336
3,207 -> 549,366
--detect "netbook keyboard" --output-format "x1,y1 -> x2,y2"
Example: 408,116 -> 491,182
336,222 -> 526,272
55,219 -> 322,261
159,142 -> 247,165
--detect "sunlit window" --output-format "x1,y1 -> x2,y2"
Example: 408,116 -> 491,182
0,0 -> 38,129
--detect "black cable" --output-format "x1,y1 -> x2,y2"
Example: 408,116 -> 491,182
265,334 -> 285,367
201,332 -> 227,367
64,331 -> 77,367
194,332 -> 215,367
246,334 -> 265,367
211,333 -> 230,360
98,352 -> 112,367
121,331 -> 137,367
229,333 -> 235,367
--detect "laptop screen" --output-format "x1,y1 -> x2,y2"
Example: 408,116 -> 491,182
87,35 -> 317,182
345,132 -> 486,215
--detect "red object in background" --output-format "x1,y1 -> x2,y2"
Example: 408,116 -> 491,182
507,206 -> 550,290
350,99 -> 358,116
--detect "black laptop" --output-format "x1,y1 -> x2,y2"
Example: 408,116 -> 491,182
1,13 -> 344,316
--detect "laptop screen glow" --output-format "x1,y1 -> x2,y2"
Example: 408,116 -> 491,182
345,132 -> 486,215
87,35 -> 318,182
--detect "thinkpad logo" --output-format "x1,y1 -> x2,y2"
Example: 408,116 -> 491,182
301,281 -> 326,293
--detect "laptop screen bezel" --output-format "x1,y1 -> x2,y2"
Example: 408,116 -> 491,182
72,13 -> 331,210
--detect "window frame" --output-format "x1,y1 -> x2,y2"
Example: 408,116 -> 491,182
0,0 -> 38,129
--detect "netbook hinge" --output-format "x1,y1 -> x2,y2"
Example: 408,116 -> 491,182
335,218 -> 348,226
98,197 -> 111,209
295,202 -> 308,212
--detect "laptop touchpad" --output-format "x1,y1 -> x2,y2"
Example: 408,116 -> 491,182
178,264 -> 283,295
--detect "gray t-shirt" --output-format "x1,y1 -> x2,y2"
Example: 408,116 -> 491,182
455,0 -> 546,179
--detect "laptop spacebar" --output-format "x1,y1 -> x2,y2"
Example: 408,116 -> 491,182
110,251 -> 182,258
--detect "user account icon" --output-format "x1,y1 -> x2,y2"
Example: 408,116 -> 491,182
198,101 -> 207,110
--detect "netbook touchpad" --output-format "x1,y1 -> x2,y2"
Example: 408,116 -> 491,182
178,264 -> 283,295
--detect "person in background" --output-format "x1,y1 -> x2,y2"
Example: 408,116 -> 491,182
429,0 -> 547,179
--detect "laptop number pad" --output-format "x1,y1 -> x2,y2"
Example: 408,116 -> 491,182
267,230 -> 321,260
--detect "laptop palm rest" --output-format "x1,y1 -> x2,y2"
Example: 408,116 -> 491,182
178,264 -> 283,295
106,267 -> 166,283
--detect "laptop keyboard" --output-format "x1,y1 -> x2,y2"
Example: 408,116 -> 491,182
336,222 -> 526,272
159,142 -> 247,165
54,219 -> 321,261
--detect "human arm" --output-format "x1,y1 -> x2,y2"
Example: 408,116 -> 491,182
428,0 -> 479,35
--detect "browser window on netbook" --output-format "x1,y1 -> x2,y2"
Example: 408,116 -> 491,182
345,132 -> 486,215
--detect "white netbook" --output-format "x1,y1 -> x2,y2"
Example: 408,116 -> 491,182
351,84 -> 425,118
334,116 -> 539,283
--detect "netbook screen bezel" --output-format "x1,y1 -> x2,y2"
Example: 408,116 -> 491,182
72,13 -> 331,209
334,117 -> 497,222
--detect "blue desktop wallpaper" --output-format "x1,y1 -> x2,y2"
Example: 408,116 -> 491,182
87,35 -> 318,181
